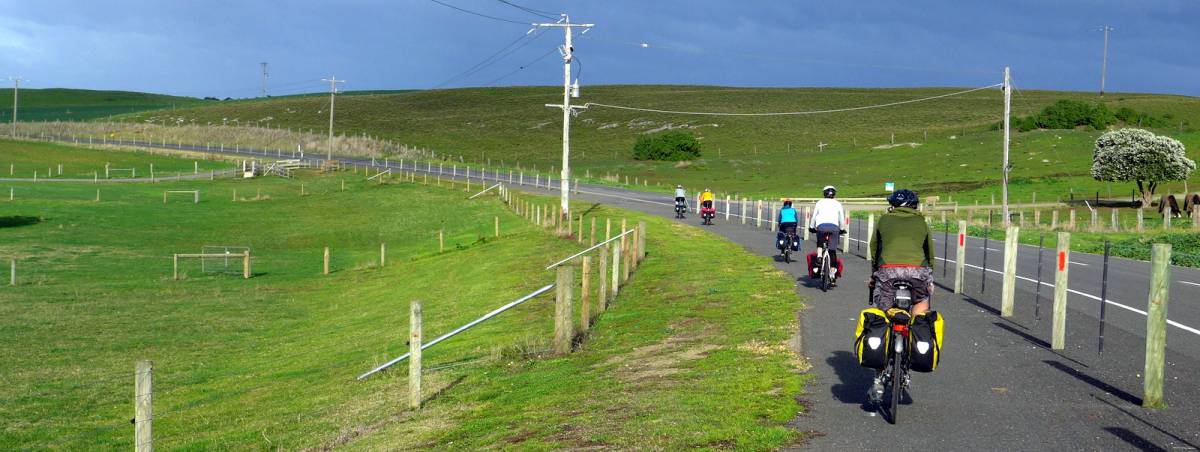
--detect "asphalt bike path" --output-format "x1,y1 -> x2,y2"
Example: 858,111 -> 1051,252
30,137 -> 1200,449
544,185 -> 1200,450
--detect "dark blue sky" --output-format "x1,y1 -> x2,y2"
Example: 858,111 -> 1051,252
1,0 -> 1196,97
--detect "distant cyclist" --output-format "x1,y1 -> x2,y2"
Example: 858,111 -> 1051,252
700,188 -> 715,209
868,189 -> 935,315
674,185 -> 687,207
809,185 -> 846,284
778,199 -> 799,236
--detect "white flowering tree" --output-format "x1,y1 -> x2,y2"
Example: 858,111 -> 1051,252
1092,128 -> 1195,206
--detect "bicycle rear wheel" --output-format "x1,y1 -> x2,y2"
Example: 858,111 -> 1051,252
821,254 -> 831,292
889,334 -> 903,424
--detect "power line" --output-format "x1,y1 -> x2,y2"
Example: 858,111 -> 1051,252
587,35 -> 998,78
495,0 -> 556,19
581,83 -> 1002,117
433,29 -> 549,88
427,0 -> 531,24
484,46 -> 559,86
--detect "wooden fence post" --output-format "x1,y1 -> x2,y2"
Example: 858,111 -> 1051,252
590,217 -> 597,246
323,247 -> 330,275
439,230 -> 444,253
1163,206 -> 1171,230
380,243 -> 387,267
135,360 -> 153,452
611,243 -> 621,299
554,266 -> 575,354
581,257 -> 592,331
1143,244 -> 1172,409
577,215 -> 583,243
409,301 -> 423,409
621,219 -> 631,283
741,198 -> 748,225
1051,210 -> 1059,229
638,221 -> 647,261
605,218 -> 612,241
1111,208 -> 1119,231
1001,226 -> 1019,317
725,195 -> 731,221
954,221 -> 966,294
1052,232 -> 1071,350
494,216 -> 500,238
172,254 -> 179,280
243,250 -> 250,279
1069,209 -> 1076,230
598,246 -> 609,311
1137,208 -> 1144,232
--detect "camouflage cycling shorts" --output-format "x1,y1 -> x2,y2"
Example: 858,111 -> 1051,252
871,266 -> 933,310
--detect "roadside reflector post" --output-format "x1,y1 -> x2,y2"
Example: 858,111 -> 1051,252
866,214 -> 876,262
1001,225 -> 1019,317
1143,243 -> 1171,409
1052,232 -> 1071,350
954,221 -> 966,294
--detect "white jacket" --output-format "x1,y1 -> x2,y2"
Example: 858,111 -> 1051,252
809,198 -> 845,229
674,188 -> 686,198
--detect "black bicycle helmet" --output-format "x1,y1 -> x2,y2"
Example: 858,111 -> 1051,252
887,189 -> 919,208
783,199 -> 793,207
822,185 -> 836,198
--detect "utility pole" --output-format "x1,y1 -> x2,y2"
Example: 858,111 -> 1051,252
1002,66 -> 1012,226
538,14 -> 593,220
321,76 -> 344,160
1099,26 -> 1114,97
9,77 -> 23,138
260,62 -> 268,97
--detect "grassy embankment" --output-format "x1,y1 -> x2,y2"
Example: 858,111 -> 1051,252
117,85 -> 1200,204
0,141 -> 808,449
1,88 -> 200,122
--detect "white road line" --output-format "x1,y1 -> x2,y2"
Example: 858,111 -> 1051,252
1181,281 -> 1200,287
1070,262 -> 1090,267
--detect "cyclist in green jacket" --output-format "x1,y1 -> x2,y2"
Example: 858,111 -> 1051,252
868,189 -> 935,316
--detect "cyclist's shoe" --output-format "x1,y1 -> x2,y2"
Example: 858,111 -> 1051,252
902,373 -> 911,389
868,375 -> 885,403
830,268 -> 838,278
830,280 -> 838,288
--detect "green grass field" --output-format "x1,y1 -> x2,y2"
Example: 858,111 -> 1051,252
116,85 -> 1200,203
2,88 -> 200,122
0,139 -> 232,179
1,142 -> 808,449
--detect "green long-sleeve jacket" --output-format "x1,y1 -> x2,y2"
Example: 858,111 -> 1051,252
869,207 -> 935,271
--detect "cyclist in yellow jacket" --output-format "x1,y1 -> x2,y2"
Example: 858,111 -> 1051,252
699,188 -> 715,209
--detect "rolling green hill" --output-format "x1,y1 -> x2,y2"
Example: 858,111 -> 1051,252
1,88 -> 200,122
117,85 -> 1200,202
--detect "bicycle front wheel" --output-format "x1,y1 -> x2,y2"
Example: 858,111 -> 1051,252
889,334 -> 903,424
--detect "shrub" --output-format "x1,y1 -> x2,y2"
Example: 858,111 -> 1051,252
632,131 -> 702,161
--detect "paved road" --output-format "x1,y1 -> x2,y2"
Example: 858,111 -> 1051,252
29,136 -> 1200,449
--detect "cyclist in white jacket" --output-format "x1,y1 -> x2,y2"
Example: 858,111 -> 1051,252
809,185 -> 846,283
